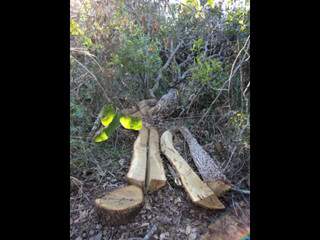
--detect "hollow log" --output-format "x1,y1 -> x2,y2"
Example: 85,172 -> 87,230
95,185 -> 144,226
160,130 -> 225,209
178,126 -> 231,196
146,127 -> 167,193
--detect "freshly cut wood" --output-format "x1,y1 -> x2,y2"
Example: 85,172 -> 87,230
178,126 -> 231,196
126,127 -> 149,190
95,185 -> 144,226
146,127 -> 167,193
160,130 -> 225,209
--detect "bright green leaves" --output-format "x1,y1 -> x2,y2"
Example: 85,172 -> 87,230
111,28 -> 162,80
94,104 -> 143,143
100,105 -> 116,127
95,114 -> 121,143
70,19 -> 93,48
94,130 -> 109,142
191,57 -> 223,86
119,115 -> 143,131
206,0 -> 215,9
192,38 -> 204,53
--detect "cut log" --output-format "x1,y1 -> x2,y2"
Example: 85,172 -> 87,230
126,127 -> 149,190
146,127 -> 167,193
178,126 -> 231,196
160,130 -> 225,209
95,185 -> 144,226
148,89 -> 178,117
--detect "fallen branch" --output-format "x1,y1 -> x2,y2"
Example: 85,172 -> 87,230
160,130 -> 224,209
178,126 -> 231,196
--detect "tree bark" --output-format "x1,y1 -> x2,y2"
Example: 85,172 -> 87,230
178,126 -> 231,196
160,130 -> 225,209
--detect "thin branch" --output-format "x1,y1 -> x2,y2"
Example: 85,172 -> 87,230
199,79 -> 229,123
71,56 -> 112,103
149,41 -> 183,98
227,35 -> 250,94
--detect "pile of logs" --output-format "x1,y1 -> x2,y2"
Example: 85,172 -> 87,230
95,92 -> 231,225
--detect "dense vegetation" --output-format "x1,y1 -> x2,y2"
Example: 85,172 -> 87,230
70,0 -> 250,238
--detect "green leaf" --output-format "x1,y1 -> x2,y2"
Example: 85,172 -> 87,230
119,115 -> 143,131
94,129 -> 109,142
100,105 -> 117,127
70,19 -> 84,36
207,0 -> 215,9
95,115 -> 121,143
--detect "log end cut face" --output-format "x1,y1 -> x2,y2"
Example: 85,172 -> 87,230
95,185 -> 144,225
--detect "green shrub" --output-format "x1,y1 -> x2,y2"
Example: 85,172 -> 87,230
110,27 -> 162,80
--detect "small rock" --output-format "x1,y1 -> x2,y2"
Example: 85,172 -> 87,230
82,232 -> 87,238
102,230 -> 107,235
160,232 -> 169,240
186,225 -> 191,235
75,237 -> 82,240
94,233 -> 103,240
174,197 -> 181,204
141,222 -> 149,228
188,232 -> 197,240
145,200 -> 151,210
89,230 -> 95,236
96,224 -> 102,230
119,159 -> 125,166
193,220 -> 202,226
